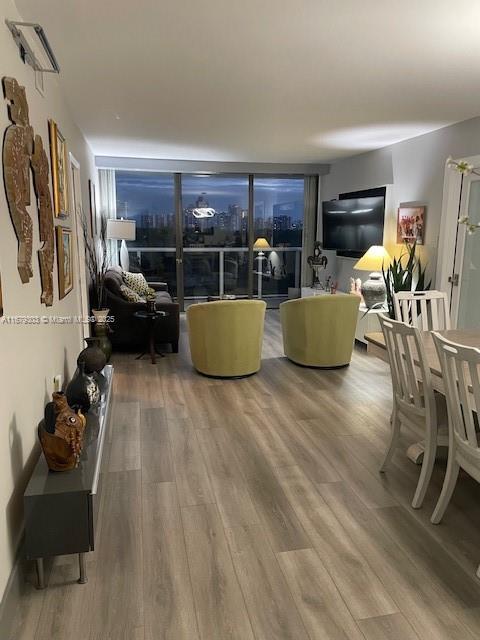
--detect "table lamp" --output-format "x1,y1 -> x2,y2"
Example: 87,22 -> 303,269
354,245 -> 391,308
253,237 -> 271,256
106,218 -> 136,271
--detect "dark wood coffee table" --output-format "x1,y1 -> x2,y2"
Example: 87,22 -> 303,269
134,310 -> 168,364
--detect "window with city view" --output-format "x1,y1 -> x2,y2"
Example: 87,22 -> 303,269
114,171 -> 305,305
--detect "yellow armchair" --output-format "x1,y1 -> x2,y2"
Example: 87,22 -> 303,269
280,294 -> 360,368
187,300 -> 266,378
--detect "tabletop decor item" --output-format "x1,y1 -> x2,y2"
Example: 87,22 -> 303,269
354,245 -> 392,308
66,362 -> 100,413
39,392 -> 86,471
307,241 -> 328,289
77,337 -> 106,374
93,322 -> 112,362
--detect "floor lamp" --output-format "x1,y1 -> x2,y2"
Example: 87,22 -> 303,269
254,237 -> 271,299
106,219 -> 136,271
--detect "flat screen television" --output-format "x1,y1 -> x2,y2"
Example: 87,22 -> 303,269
322,195 -> 385,258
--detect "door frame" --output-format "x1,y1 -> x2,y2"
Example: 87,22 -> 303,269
437,154 -> 480,324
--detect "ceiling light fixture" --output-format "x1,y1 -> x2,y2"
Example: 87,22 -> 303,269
192,207 -> 216,219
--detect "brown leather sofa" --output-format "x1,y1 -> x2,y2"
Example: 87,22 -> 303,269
103,267 -> 179,352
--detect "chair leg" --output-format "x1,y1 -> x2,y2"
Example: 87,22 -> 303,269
380,407 -> 400,472
431,454 -> 460,524
411,423 -> 436,509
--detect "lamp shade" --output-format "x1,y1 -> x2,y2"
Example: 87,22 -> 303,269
106,218 -> 136,241
354,245 -> 391,272
254,237 -> 271,250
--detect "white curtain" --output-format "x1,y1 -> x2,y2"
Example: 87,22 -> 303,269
301,175 -> 319,287
98,168 -> 118,266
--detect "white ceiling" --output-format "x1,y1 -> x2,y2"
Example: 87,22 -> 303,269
14,0 -> 480,163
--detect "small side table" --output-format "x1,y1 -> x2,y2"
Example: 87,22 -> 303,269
134,310 -> 168,364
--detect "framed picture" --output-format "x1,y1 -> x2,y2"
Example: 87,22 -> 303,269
49,119 -> 69,217
88,179 -> 97,236
56,226 -> 73,298
397,205 -> 425,245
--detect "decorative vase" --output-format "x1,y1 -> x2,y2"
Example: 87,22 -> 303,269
66,362 -> 100,413
94,322 -> 112,362
39,392 -> 86,471
92,308 -> 109,324
361,272 -> 387,308
77,337 -> 106,374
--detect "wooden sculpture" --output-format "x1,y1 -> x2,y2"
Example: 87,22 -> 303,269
39,392 -> 86,472
2,77 -> 34,283
31,135 -> 55,306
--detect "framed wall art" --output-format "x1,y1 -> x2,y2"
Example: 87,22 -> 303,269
49,119 -> 69,217
397,205 -> 426,245
56,226 -> 73,298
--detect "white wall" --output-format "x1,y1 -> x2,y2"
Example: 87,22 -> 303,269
321,118 -> 480,291
0,0 -> 95,600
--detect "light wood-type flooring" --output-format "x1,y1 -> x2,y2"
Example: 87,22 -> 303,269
8,311 -> 480,639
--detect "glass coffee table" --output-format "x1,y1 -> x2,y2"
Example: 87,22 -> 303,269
133,310 -> 169,364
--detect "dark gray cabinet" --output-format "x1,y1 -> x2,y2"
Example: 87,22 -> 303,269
24,365 -> 113,588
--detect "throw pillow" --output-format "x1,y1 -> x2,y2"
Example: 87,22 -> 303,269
119,284 -> 144,303
122,271 -> 150,296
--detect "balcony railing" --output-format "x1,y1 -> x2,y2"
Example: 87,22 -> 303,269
127,246 -> 302,303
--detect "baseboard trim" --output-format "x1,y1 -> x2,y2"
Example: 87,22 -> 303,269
0,551 -> 24,638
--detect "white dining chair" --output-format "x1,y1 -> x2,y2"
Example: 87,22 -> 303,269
431,332 -> 480,579
379,314 -> 440,508
394,290 -> 451,331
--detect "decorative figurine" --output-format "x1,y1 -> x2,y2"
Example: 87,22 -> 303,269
307,241 -> 328,289
66,361 -> 100,413
39,392 -> 86,471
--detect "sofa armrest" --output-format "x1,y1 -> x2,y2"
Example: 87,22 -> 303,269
148,281 -> 168,292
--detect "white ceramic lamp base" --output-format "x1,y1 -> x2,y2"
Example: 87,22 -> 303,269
119,239 -> 129,271
361,272 -> 386,309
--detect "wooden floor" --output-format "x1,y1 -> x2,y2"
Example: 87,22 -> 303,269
9,311 -> 480,639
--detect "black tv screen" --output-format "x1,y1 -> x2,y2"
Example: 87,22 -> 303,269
322,196 -> 385,257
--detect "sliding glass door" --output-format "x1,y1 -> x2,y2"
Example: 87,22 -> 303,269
253,177 -> 304,303
181,174 -> 249,304
114,170 -> 307,309
115,170 -> 177,295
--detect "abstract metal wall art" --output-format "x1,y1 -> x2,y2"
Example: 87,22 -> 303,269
2,76 -> 34,283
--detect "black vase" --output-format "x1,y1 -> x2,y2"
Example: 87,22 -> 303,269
66,362 -> 100,413
94,323 -> 112,362
77,337 -> 106,374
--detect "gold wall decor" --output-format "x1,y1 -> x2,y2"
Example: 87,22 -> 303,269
31,135 -> 55,306
48,119 -> 69,217
56,225 -> 73,299
2,76 -> 34,283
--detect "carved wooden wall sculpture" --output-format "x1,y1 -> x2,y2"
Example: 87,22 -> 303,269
31,135 -> 54,306
2,77 -> 34,283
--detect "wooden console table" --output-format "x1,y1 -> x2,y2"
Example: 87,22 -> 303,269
24,365 -> 113,589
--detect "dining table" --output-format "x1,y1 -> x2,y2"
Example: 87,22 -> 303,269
365,328 -> 480,463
